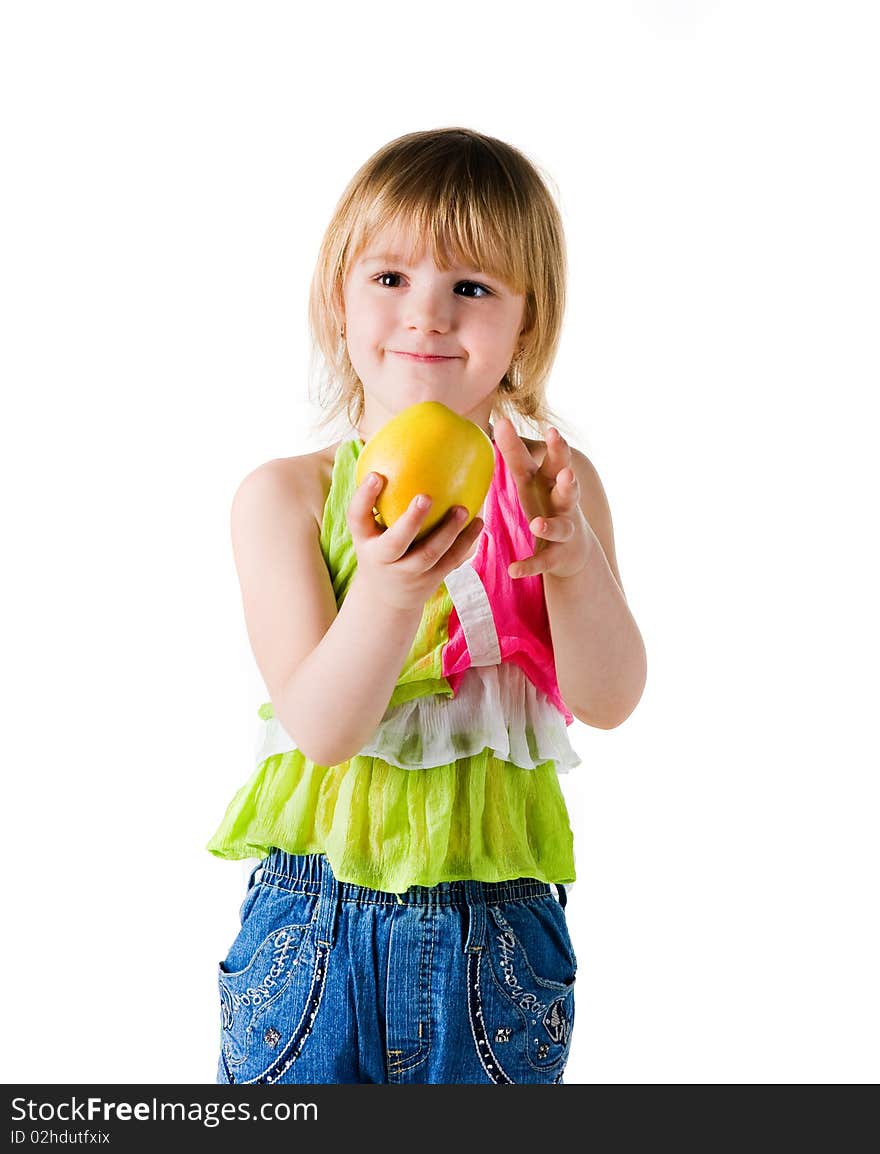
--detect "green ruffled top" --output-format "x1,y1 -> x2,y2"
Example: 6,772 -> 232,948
206,438 -> 576,894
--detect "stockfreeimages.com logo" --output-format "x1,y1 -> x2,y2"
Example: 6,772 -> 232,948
11,1096 -> 317,1129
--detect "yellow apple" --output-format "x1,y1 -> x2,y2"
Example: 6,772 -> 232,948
356,401 -> 495,541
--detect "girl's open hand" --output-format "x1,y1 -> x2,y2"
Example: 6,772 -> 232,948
493,416 -> 597,580
347,471 -> 483,612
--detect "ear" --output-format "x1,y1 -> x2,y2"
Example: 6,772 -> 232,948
332,298 -> 345,334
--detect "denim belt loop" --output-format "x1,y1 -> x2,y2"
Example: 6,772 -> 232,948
463,880 -> 486,953
247,861 -> 264,892
315,855 -> 340,949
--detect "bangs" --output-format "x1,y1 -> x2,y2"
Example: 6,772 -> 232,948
345,167 -> 529,292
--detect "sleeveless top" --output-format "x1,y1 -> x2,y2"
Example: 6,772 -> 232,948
206,437 -> 579,894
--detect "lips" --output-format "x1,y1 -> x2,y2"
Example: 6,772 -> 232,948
391,351 -> 458,363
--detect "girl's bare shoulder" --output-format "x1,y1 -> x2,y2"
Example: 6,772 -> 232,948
521,436 -> 549,465
246,441 -> 346,531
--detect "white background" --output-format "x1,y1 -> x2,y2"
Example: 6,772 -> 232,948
2,1 -> 878,1085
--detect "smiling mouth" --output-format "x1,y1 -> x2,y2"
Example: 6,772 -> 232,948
391,351 -> 458,363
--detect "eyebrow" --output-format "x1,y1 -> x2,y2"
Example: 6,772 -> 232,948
360,252 -> 412,264
358,251 -> 438,268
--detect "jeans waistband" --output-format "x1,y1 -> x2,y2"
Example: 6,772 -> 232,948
252,851 -> 563,909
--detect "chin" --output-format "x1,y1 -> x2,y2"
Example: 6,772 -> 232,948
400,386 -> 450,408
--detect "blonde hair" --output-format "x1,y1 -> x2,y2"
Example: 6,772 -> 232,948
308,127 -> 569,439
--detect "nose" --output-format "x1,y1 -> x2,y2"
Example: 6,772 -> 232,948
404,283 -> 452,334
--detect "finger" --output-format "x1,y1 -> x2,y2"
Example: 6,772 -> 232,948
547,466 -> 581,514
508,542 -> 562,579
493,416 -> 549,527
378,492 -> 435,561
433,513 -> 484,572
527,514 -> 576,543
492,416 -> 539,485
405,504 -> 474,569
541,426 -> 572,484
347,471 -> 388,541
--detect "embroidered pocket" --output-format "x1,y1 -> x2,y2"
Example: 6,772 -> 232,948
217,888 -> 328,1084
468,898 -> 576,1083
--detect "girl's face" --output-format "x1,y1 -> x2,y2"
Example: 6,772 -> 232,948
342,220 -> 527,440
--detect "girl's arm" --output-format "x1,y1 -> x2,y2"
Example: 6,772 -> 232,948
230,460 -> 481,766
543,524 -> 647,729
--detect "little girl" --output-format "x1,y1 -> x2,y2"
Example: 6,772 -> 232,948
207,127 -> 647,1085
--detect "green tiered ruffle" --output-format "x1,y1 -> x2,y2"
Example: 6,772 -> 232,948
206,746 -> 574,894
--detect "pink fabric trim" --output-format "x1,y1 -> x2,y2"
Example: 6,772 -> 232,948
441,442 -> 574,725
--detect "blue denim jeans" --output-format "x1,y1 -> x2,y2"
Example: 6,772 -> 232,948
216,851 -> 577,1084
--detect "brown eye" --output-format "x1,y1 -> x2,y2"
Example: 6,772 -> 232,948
455,281 -> 492,298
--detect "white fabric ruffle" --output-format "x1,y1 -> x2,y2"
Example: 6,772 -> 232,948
254,662 -> 581,774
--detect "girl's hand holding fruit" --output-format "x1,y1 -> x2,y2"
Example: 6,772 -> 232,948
348,402 -> 493,612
